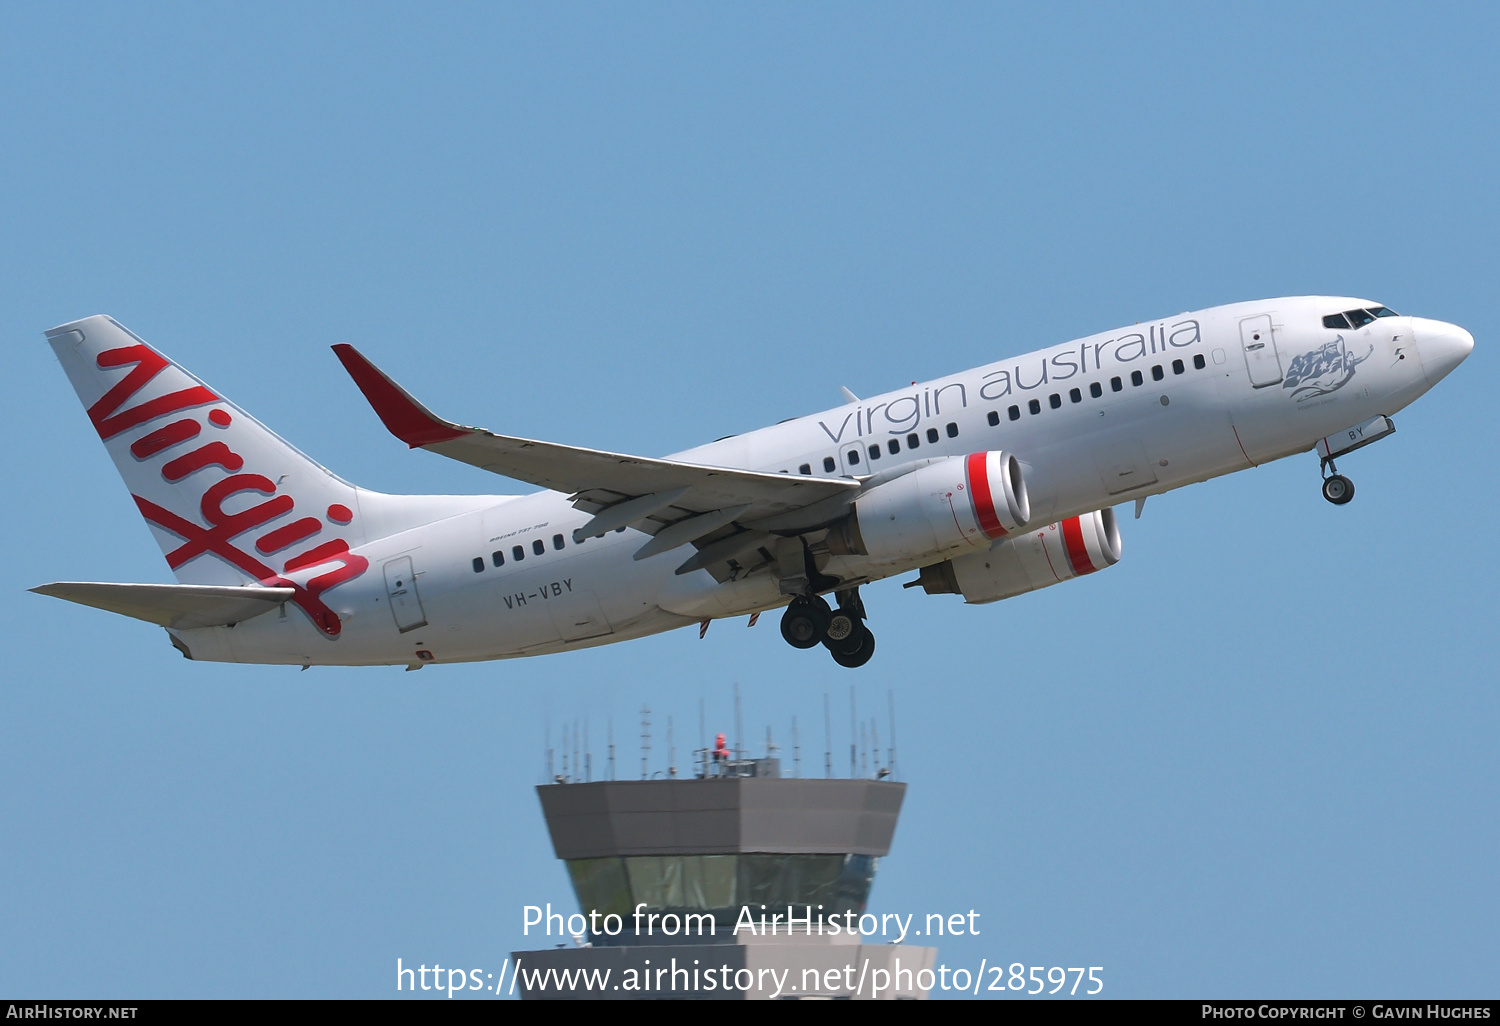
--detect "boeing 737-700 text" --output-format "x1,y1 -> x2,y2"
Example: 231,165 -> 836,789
32,298 -> 1473,668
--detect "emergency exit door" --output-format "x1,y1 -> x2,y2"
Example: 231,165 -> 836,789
1239,314 -> 1284,388
383,555 -> 427,633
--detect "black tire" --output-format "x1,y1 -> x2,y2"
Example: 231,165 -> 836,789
829,625 -> 875,668
1322,474 -> 1355,505
780,599 -> 829,649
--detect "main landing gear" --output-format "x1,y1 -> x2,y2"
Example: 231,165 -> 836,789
1320,458 -> 1355,506
779,588 -> 875,668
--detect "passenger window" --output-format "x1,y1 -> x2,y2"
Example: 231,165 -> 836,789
946,422 -> 958,438
1028,398 -> 1041,415
1322,313 -> 1351,329
1151,365 -> 1164,381
513,545 -> 525,562
926,427 -> 939,443
868,444 -> 882,460
906,433 -> 920,449
1008,406 -> 1020,421
553,534 -> 564,550
1130,370 -> 1144,386
472,557 -> 484,573
986,411 -> 999,426
1090,382 -> 1102,398
847,449 -> 861,465
1111,376 -> 1123,392
799,463 -> 811,475
1193,353 -> 1206,370
1172,359 -> 1185,375
1069,387 -> 1081,403
823,456 -> 836,472
1346,309 -> 1375,328
888,439 -> 900,455
1048,393 -> 1062,409
492,550 -> 505,567
533,539 -> 545,556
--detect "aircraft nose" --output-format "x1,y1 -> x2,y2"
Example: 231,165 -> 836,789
1410,317 -> 1475,386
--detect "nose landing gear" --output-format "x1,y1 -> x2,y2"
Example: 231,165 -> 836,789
778,587 -> 875,667
1320,457 -> 1355,505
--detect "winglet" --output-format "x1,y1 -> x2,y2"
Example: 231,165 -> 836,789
331,344 -> 469,448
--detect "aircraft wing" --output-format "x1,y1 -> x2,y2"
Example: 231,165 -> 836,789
333,345 -> 858,553
31,582 -> 295,630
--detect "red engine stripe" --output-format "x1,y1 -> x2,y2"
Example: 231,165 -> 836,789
967,452 -> 1006,538
1061,516 -> 1095,577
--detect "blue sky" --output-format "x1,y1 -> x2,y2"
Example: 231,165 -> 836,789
1,2 -> 1495,998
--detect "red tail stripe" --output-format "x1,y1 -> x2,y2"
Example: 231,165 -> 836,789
134,495 -> 350,638
256,518 -> 322,555
966,452 -> 1006,538
131,419 -> 201,459
284,539 -> 352,573
1061,516 -> 1095,577
89,345 -> 220,440
162,442 -> 245,482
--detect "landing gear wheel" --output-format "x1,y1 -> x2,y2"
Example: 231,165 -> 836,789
829,625 -> 875,668
1322,474 -> 1355,505
780,596 -> 831,649
825,610 -> 856,644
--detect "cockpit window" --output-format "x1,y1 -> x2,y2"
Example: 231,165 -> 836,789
1326,307 -> 1399,330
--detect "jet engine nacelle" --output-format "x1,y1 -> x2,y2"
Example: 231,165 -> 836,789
831,451 -> 1030,565
913,508 -> 1122,603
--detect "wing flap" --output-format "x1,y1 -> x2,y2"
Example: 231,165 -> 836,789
31,582 -> 295,630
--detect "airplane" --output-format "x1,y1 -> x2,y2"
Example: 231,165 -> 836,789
32,298 -> 1472,669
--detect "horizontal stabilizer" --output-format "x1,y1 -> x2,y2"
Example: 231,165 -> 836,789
31,582 -> 295,630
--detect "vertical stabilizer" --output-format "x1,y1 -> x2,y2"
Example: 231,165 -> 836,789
45,315 -> 372,636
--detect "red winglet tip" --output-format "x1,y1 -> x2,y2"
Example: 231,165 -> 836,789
331,344 -> 467,448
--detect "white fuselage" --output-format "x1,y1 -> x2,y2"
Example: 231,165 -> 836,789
173,296 -> 1466,667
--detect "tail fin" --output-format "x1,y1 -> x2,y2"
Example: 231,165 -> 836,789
46,316 -> 371,635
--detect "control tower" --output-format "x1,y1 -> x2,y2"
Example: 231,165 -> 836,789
512,730 -> 935,1000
